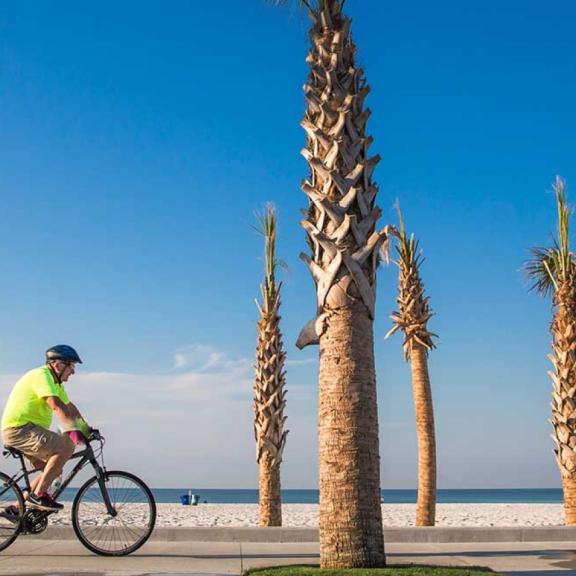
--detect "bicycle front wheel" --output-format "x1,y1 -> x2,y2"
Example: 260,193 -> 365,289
0,471 -> 24,552
72,470 -> 156,556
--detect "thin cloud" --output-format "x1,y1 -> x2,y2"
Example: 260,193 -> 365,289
173,344 -> 252,374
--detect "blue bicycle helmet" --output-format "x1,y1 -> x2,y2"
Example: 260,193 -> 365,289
45,345 -> 83,364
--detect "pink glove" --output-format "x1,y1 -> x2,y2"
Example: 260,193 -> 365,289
68,430 -> 86,446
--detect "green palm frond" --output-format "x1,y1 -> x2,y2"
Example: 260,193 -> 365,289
525,245 -> 559,296
525,176 -> 575,296
555,176 -> 571,280
253,204 -> 285,307
394,201 -> 421,270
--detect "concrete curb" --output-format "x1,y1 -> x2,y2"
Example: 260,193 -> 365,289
30,526 -> 576,543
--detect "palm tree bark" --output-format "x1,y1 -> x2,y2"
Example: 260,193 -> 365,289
259,456 -> 282,526
410,342 -> 437,526
550,280 -> 576,525
525,178 -> 576,525
562,477 -> 576,525
254,304 -> 287,527
386,217 -> 437,527
319,301 -> 384,567
294,0 -> 387,566
254,206 -> 288,528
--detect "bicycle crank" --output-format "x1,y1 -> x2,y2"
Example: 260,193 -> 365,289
22,510 -> 49,535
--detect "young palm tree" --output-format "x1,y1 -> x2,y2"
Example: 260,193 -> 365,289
386,205 -> 437,526
253,204 -> 288,527
526,176 -> 576,525
270,0 -> 388,567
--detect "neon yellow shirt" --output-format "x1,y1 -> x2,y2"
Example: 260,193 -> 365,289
1,366 -> 70,431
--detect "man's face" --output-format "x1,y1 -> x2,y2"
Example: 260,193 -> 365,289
54,360 -> 76,382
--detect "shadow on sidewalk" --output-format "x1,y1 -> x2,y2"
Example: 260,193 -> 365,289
389,548 -> 571,559
142,553 -> 320,560
504,572 -> 574,576
390,548 -> 576,573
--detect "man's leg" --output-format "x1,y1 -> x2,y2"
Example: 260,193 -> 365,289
3,425 -> 74,510
27,458 -> 46,498
26,429 -> 74,509
33,442 -> 74,495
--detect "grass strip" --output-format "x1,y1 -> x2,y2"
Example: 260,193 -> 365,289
246,565 -> 502,576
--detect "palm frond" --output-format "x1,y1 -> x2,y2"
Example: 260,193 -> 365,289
555,176 -> 571,281
394,201 -> 419,268
394,199 -> 406,243
525,176 -> 575,296
524,246 -> 559,296
254,203 -> 287,308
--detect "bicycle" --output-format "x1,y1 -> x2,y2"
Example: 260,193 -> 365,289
0,429 -> 156,556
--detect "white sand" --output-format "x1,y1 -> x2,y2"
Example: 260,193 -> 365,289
48,503 -> 565,528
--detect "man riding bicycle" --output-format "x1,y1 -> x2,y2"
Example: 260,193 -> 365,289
1,345 -> 91,512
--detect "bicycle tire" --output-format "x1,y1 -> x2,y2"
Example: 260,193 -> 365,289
0,471 -> 25,552
72,470 -> 156,556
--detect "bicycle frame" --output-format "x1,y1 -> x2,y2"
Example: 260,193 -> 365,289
6,442 -> 117,517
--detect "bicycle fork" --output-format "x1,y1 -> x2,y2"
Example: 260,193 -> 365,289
94,466 -> 117,518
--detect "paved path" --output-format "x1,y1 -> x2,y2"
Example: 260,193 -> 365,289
1,538 -> 576,575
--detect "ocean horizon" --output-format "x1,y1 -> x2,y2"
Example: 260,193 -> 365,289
56,488 -> 564,504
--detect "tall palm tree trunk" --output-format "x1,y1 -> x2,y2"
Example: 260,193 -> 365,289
386,210 -> 437,526
410,343 -> 437,526
550,281 -> 576,525
562,477 -> 576,525
254,293 -> 286,528
293,0 -> 388,566
525,177 -> 576,525
254,205 -> 288,527
319,302 -> 383,566
259,456 -> 282,526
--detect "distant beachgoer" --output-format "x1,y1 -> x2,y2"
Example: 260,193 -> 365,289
1,345 -> 92,512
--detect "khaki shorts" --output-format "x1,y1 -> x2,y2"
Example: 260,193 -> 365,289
2,423 -> 73,463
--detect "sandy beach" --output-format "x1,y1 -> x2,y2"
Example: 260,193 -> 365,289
48,503 -> 565,528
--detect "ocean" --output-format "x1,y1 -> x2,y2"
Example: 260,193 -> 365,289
56,488 -> 564,504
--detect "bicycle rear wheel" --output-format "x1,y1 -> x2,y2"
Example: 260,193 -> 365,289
72,470 -> 156,556
0,471 -> 24,552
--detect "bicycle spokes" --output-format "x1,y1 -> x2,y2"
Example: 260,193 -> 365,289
0,475 -> 25,551
72,471 -> 156,556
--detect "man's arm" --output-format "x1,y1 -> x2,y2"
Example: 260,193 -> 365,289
64,402 -> 83,420
45,397 -> 88,433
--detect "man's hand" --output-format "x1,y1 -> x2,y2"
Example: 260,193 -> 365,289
67,430 -> 85,446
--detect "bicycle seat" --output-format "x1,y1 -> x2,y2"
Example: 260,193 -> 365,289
2,446 -> 23,458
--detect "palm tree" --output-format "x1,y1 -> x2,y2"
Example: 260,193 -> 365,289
270,0 -> 388,567
526,176 -> 576,525
253,204 -> 288,527
386,204 -> 437,526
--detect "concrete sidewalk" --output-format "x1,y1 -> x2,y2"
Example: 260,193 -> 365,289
32,525 -> 576,543
1,538 -> 576,575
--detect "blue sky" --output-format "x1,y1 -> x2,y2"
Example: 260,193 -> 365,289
0,1 -> 575,488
